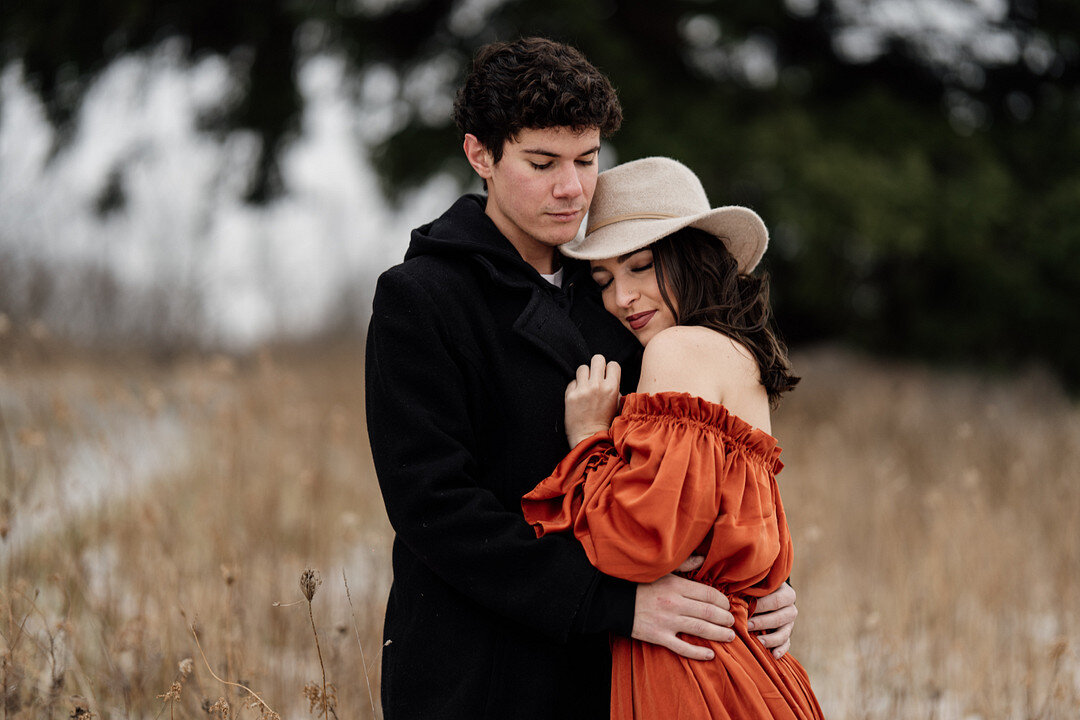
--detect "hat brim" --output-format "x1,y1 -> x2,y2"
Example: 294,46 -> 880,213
561,206 -> 768,273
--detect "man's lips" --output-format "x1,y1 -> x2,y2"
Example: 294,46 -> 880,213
547,208 -> 583,221
626,310 -> 656,331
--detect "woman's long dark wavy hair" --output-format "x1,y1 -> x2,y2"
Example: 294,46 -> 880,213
652,226 -> 799,406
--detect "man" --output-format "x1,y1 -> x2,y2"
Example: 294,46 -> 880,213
365,37 -> 796,719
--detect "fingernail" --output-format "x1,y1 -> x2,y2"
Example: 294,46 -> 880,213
705,651 -> 714,660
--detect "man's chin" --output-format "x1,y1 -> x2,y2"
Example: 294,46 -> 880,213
552,226 -> 588,247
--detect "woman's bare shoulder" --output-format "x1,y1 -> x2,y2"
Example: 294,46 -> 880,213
637,326 -> 759,401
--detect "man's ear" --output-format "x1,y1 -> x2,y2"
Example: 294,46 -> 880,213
463,134 -> 495,179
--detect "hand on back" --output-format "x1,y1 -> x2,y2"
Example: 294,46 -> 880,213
632,556 -> 736,660
564,354 -> 621,446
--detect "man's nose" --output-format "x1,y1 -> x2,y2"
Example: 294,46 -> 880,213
552,164 -> 584,198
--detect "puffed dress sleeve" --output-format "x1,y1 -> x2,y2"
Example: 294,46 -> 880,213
523,392 -> 781,584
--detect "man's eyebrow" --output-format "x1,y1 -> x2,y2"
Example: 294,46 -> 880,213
520,145 -> 601,158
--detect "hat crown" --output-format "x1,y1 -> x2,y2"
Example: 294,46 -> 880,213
562,155 -> 767,273
587,157 -> 709,234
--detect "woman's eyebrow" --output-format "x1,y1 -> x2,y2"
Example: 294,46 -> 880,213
616,249 -> 650,263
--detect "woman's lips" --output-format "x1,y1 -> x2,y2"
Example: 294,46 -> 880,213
626,310 -> 656,331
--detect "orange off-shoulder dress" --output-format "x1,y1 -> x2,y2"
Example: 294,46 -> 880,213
522,392 -> 823,720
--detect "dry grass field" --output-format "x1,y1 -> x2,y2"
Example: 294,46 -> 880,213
0,334 -> 1077,719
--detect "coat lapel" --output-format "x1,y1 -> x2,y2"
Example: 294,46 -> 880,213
475,256 -> 588,377
512,286 -> 589,376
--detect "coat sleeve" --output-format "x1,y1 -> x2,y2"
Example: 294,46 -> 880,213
365,268 -> 635,640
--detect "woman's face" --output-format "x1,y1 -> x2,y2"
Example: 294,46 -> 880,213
590,248 -> 677,346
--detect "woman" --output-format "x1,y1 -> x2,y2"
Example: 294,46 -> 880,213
522,157 -> 824,719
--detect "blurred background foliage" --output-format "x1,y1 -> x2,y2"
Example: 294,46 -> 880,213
2,0 -> 1078,388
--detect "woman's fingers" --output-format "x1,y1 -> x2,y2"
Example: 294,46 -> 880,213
590,353 -> 607,379
605,359 -> 621,388
576,362 -> 591,384
575,355 -> 611,385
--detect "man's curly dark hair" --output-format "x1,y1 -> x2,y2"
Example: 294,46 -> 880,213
453,37 -> 622,162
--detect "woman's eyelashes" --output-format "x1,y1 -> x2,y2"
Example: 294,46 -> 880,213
592,262 -> 652,291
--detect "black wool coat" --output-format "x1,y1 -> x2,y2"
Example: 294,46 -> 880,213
365,194 -> 643,719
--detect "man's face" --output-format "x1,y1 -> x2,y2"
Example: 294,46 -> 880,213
467,126 -> 601,271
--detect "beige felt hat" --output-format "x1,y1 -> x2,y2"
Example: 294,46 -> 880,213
561,156 -> 768,272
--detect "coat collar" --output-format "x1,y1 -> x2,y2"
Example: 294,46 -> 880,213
410,194 -> 636,377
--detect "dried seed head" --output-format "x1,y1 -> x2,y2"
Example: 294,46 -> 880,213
157,681 -> 182,703
302,681 -> 337,715
179,657 -> 194,678
208,697 -> 230,718
69,695 -> 94,718
300,568 -> 321,602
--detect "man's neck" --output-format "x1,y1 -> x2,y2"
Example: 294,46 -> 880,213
517,246 -> 559,275
484,210 -> 560,274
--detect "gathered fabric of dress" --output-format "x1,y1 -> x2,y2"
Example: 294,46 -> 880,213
522,392 -> 824,720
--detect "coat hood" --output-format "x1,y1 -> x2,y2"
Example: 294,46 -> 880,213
405,194 -> 553,278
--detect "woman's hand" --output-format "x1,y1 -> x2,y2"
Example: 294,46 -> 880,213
564,354 -> 621,446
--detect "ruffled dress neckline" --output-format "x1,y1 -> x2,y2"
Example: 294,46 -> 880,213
619,392 -> 783,473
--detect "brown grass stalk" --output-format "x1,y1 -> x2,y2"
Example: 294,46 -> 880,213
343,569 -> 379,720
190,623 -> 278,719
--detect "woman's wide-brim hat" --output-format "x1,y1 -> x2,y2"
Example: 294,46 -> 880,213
561,156 -> 768,272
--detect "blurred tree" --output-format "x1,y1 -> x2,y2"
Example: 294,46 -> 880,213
2,0 -> 1078,387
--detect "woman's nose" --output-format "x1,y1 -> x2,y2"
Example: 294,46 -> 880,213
614,281 -> 638,307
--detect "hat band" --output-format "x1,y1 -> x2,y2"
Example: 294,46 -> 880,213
586,212 -> 678,236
